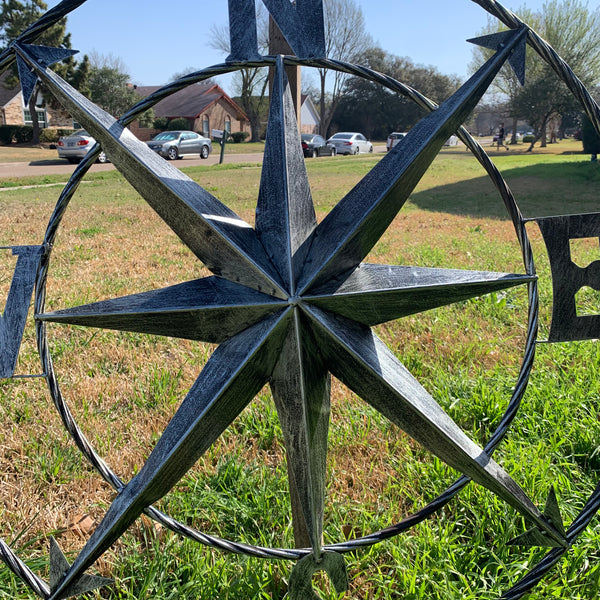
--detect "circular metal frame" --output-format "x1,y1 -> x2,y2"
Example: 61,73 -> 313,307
35,57 -> 538,561
0,1 -> 590,596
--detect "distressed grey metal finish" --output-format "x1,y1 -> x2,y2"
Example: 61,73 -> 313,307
0,245 -> 43,378
38,277 -> 286,343
226,0 -> 261,62
295,28 -> 528,294
0,0 -> 85,75
29,32 -> 569,599
48,538 -> 111,599
227,0 -> 325,61
48,311 -> 289,600
304,304 -> 561,543
467,29 -> 527,85
306,264 -> 536,325
2,0 -> 600,598
256,55 -> 317,291
14,44 -> 286,300
534,213 -> 600,342
288,551 -> 348,600
16,44 -> 77,104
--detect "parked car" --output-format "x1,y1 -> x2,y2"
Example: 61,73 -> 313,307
326,132 -> 373,155
57,130 -> 109,164
387,132 -> 407,151
301,133 -> 336,157
444,135 -> 459,146
146,130 -> 212,160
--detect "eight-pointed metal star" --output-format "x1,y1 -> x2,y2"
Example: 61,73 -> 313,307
28,31 -> 566,599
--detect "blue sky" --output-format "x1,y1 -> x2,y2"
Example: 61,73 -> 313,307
46,0 -> 551,92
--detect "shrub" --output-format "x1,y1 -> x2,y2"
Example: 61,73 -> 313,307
153,117 -> 168,131
581,115 -> 600,155
39,129 -> 59,144
13,126 -> 33,144
230,131 -> 249,143
167,118 -> 190,131
40,129 -> 76,144
522,134 -> 535,144
0,125 -> 34,144
0,125 -> 14,144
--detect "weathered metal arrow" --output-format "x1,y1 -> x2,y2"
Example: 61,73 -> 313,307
296,27 -> 529,294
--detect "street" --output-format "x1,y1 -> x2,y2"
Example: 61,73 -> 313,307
0,145 -> 389,180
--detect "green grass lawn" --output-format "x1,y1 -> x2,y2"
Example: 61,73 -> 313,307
1,140 -> 600,599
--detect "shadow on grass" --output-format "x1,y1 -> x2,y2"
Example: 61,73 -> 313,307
28,159 -> 73,166
410,159 -> 600,221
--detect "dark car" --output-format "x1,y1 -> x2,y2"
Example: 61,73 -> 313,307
301,134 -> 336,158
146,130 -> 212,160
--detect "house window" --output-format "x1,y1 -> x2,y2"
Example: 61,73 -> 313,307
202,115 -> 209,138
225,116 -> 231,134
23,108 -> 47,128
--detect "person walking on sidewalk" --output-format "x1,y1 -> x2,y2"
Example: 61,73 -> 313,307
496,123 -> 509,151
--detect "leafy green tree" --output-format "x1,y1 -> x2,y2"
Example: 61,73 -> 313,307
0,0 -> 87,143
469,8 -> 539,145
332,47 -> 460,139
471,0 -> 600,151
88,53 -> 154,126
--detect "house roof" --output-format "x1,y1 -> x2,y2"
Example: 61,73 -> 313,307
134,82 -> 249,122
300,94 -> 320,126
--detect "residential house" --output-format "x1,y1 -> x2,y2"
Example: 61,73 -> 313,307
300,94 -> 320,134
0,71 -> 74,130
131,82 -> 251,141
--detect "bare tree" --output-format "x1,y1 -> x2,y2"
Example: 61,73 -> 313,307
318,0 -> 372,137
209,2 -> 269,142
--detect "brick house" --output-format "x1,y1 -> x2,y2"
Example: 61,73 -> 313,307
0,71 -> 75,129
131,82 -> 251,141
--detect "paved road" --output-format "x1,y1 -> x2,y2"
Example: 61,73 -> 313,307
0,151 -> 267,179
0,145 -> 387,180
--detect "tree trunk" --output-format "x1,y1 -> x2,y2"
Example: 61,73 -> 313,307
540,118 -> 548,148
247,107 -> 264,143
527,115 -> 551,152
510,116 -> 519,144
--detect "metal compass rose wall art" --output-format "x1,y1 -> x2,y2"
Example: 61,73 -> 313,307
1,0 -> 600,598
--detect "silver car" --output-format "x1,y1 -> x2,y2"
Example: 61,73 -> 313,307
146,130 -> 212,160
326,132 -> 373,155
57,130 -> 109,164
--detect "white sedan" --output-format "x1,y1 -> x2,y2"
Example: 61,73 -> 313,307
326,132 -> 373,155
